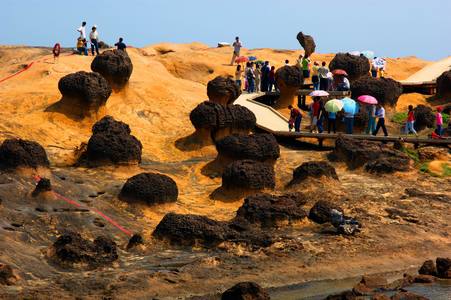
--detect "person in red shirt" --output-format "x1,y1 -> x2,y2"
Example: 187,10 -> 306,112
310,97 -> 321,133
405,105 -> 418,135
288,105 -> 303,132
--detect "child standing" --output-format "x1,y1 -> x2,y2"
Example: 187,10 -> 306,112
435,106 -> 443,136
235,65 -> 243,90
405,105 -> 417,135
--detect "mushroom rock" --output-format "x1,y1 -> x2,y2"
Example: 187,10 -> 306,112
275,66 -> 304,109
436,70 -> 451,99
222,160 -> 276,192
351,76 -> 403,107
152,213 -> 272,248
189,101 -> 256,145
32,177 -> 52,197
215,133 -> 280,164
296,32 -> 316,58
234,193 -> 307,228
222,282 -> 270,300
413,105 -> 435,131
48,231 -> 118,269
309,200 -> 344,224
436,257 -> 451,279
329,53 -> 370,81
290,161 -> 339,184
0,139 -> 50,171
91,49 -> 133,90
119,172 -> 178,205
207,76 -> 241,106
57,71 -> 112,116
84,116 -> 142,165
329,136 -> 410,171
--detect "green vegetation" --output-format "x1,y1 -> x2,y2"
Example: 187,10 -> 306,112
442,163 -> 451,177
400,147 -> 419,163
392,112 -> 407,125
442,113 -> 450,124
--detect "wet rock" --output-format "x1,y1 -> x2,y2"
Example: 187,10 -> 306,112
58,71 -> 112,109
0,138 -> 50,170
436,70 -> 451,98
365,157 -> 411,174
207,76 -> 241,106
391,291 -> 428,300
329,136 -> 410,171
290,161 -> 338,184
296,32 -> 316,58
436,257 -> 451,279
221,282 -> 270,300
234,193 -> 307,228
413,105 -> 435,131
309,200 -> 344,224
119,172 -> 178,205
413,274 -> 435,283
84,116 -> 142,165
215,134 -> 280,162
0,263 -> 19,285
91,49 -> 133,90
418,259 -> 437,276
49,231 -> 118,269
417,147 -> 448,161
222,160 -> 275,191
329,53 -> 370,81
32,177 -> 52,197
351,76 -> 403,107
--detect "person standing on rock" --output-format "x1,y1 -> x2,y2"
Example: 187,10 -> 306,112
318,62 -> 329,91
89,25 -> 100,56
114,37 -> 127,51
435,106 -> 443,136
230,37 -> 242,65
404,105 -> 418,136
301,55 -> 311,79
77,21 -> 87,39
373,104 -> 388,136
288,105 -> 302,132
261,61 -> 270,92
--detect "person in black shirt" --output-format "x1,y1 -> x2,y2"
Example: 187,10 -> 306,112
115,37 -> 127,51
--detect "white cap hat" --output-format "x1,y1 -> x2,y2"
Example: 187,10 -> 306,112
93,24 -> 97,28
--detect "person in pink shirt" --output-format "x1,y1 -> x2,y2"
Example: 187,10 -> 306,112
435,106 -> 443,136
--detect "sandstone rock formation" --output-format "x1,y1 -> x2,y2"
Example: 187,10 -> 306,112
329,53 -> 370,81
221,282 -> 270,300
290,161 -> 338,184
419,259 -> 437,276
84,116 -> 142,165
365,157 -> 411,174
48,232 -> 118,269
275,66 -> 303,108
0,263 -> 19,285
413,105 -> 435,131
436,70 -> 451,98
436,257 -> 451,278
31,177 -> 52,197
119,172 -> 178,205
0,139 -> 50,170
296,32 -> 316,58
91,49 -> 133,90
207,76 -> 241,105
351,76 -> 403,107
309,200 -> 344,224
222,160 -> 275,191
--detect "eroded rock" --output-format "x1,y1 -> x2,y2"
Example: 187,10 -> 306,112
0,139 -> 50,170
436,257 -> 451,278
0,263 -> 19,285
275,66 -> 303,108
290,161 -> 338,184
413,105 -> 435,131
296,32 -> 316,58
365,157 -> 411,174
119,172 -> 178,205
418,259 -> 437,276
221,282 -> 270,300
351,76 -> 403,107
32,177 -> 52,197
436,70 -> 451,98
91,49 -> 133,90
207,76 -> 241,106
222,160 -> 275,191
329,53 -> 370,81
309,200 -> 343,224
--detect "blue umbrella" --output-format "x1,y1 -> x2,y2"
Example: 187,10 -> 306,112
341,97 -> 358,114
248,56 -> 257,61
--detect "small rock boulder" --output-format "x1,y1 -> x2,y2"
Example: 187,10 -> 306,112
329,53 -> 370,81
216,134 -> 280,162
222,160 -> 275,191
91,49 -> 133,90
436,257 -> 451,279
296,32 -> 316,58
49,232 -> 118,269
413,105 -> 435,131
32,177 -> 52,197
418,259 -> 437,276
365,157 -> 411,174
0,263 -> 19,285
222,282 -> 270,300
207,76 -> 241,106
309,200 -> 344,224
58,71 -> 112,109
234,193 -> 307,228
0,138 -> 50,170
351,76 -> 403,107
391,291 -> 428,300
290,161 -> 338,184
436,70 -> 451,99
119,172 -> 178,205
84,116 -> 142,165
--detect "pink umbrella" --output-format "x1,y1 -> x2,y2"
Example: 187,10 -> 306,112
357,95 -> 378,105
309,90 -> 329,97
235,56 -> 249,64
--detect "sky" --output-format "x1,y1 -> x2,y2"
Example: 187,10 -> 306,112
1,0 -> 450,60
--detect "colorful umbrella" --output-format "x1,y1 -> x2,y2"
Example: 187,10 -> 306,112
357,95 -> 378,105
248,56 -> 257,61
309,90 -> 329,97
235,56 -> 249,64
325,99 -> 344,113
341,97 -> 358,114
332,69 -> 348,76
361,50 -> 375,59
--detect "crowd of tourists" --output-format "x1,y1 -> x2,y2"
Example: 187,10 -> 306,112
75,21 -> 127,56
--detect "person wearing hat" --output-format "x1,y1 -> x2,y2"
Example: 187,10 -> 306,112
89,25 -> 100,56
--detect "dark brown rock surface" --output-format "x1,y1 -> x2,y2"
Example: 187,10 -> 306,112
0,139 -> 50,170
91,49 -> 133,90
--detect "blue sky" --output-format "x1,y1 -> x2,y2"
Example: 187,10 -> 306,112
1,0 -> 450,60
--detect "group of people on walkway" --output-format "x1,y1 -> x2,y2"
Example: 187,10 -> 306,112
75,21 -> 127,56
235,61 -> 277,93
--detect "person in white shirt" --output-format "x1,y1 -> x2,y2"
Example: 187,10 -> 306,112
230,36 -> 242,65
89,25 -> 100,56
373,104 -> 388,136
77,21 -> 87,39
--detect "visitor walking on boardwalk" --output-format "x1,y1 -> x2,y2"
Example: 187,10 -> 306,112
235,65 -> 243,89
254,63 -> 261,92
317,100 -> 326,133
318,62 -> 329,91
261,61 -> 270,92
328,111 -> 337,133
288,105 -> 302,132
404,105 -> 418,135
89,25 -> 100,56
373,104 -> 388,136
310,97 -> 321,133
311,62 -> 320,90
344,107 -> 355,134
77,21 -> 87,39
230,36 -> 242,65
246,62 -> 256,93
268,66 -> 276,92
115,38 -> 127,51
435,106 -> 443,136
365,104 -> 376,134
